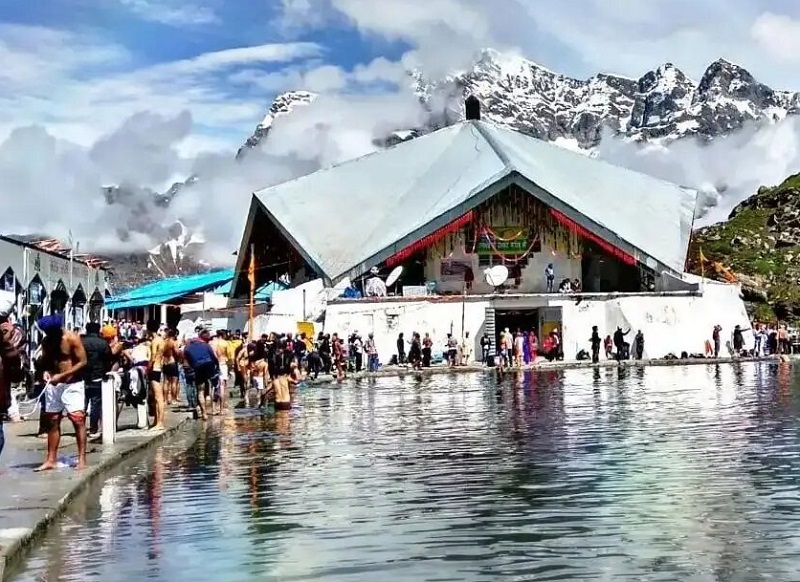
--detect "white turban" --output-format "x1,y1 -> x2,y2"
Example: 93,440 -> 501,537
0,290 -> 15,317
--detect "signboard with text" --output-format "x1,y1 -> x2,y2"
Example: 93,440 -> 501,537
477,227 -> 528,255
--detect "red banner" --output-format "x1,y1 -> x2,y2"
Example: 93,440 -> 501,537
550,209 -> 637,266
386,211 -> 474,267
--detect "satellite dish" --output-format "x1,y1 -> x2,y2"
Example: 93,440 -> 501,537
385,266 -> 403,287
485,265 -> 509,287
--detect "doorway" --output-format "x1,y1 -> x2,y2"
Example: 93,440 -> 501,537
495,308 -> 540,347
50,281 -> 69,314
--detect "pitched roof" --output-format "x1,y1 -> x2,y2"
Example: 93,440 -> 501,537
248,120 -> 697,284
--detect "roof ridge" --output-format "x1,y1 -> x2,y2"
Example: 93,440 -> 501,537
472,121 -> 512,169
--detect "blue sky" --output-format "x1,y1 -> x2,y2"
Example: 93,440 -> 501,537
1,0 -> 799,155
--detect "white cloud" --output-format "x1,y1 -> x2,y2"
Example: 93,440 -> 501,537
118,0 -> 220,26
751,12 -> 800,61
0,23 -> 427,260
0,25 -> 323,147
7,0 -> 800,267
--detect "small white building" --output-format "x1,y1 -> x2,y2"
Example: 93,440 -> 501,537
0,235 -> 111,329
230,105 -> 752,360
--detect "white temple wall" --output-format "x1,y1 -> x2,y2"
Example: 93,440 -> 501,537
324,299 -> 492,361
326,281 -> 753,364
553,283 -> 753,360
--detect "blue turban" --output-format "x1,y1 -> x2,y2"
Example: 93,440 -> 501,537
37,314 -> 64,333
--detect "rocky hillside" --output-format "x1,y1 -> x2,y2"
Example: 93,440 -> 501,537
240,49 -> 800,154
690,174 -> 800,321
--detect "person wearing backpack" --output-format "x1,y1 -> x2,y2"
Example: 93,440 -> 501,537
0,291 -> 24,461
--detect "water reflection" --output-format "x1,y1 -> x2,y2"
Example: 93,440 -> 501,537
12,362 -> 800,581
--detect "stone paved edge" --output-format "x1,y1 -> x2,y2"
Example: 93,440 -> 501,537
0,417 -> 192,581
307,354 -> 789,384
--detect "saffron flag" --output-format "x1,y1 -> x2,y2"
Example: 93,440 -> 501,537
248,251 -> 255,287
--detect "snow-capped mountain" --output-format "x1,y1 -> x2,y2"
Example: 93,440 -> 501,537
240,49 -> 800,153
236,91 -> 316,158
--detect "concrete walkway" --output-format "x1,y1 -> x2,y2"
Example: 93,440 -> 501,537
0,405 -> 192,580
306,353 -> 787,384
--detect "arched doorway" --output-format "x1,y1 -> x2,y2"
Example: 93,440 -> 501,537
1,267 -> 21,296
89,289 -> 105,323
50,280 -> 69,315
71,284 -> 87,329
26,275 -> 47,335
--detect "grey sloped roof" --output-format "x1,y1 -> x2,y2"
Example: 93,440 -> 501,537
252,120 -> 697,284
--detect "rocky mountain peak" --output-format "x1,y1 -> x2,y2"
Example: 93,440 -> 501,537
241,49 -> 800,154
236,90 -> 316,158
696,58 -> 772,105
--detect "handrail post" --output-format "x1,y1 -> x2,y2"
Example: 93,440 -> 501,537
101,372 -> 118,444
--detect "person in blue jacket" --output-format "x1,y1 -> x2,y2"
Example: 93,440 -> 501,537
182,328 -> 219,420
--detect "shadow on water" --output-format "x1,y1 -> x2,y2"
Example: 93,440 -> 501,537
12,361 -> 800,582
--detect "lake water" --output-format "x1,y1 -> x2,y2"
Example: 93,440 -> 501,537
10,362 -> 800,582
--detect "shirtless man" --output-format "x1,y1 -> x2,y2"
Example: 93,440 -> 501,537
35,314 -> 88,471
210,330 -> 230,414
147,320 -> 166,430
236,340 -> 250,400
162,329 -> 180,405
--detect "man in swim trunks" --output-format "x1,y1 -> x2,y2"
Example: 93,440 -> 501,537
210,330 -> 230,415
35,314 -> 89,471
147,320 -> 166,430
162,329 -> 180,406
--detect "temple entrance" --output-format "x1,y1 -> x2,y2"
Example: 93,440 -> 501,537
50,281 -> 69,315
494,306 -> 563,360
71,285 -> 87,329
495,308 -> 539,344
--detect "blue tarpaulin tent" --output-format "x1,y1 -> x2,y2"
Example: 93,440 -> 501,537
106,269 -> 235,310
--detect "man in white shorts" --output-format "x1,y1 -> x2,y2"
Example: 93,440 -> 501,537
34,314 -> 88,471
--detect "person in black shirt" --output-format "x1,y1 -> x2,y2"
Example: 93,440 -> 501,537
590,326 -> 601,364
396,333 -> 406,365
81,322 -> 112,438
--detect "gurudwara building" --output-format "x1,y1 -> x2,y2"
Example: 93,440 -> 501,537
231,100 -> 752,360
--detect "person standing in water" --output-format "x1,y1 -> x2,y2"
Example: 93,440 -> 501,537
249,342 -> 270,408
147,320 -> 166,430
210,330 -> 230,414
182,328 -> 219,420
162,329 -> 180,405
270,341 -> 292,410
35,315 -> 89,471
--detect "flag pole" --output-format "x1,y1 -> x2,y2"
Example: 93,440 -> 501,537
248,244 -> 255,336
